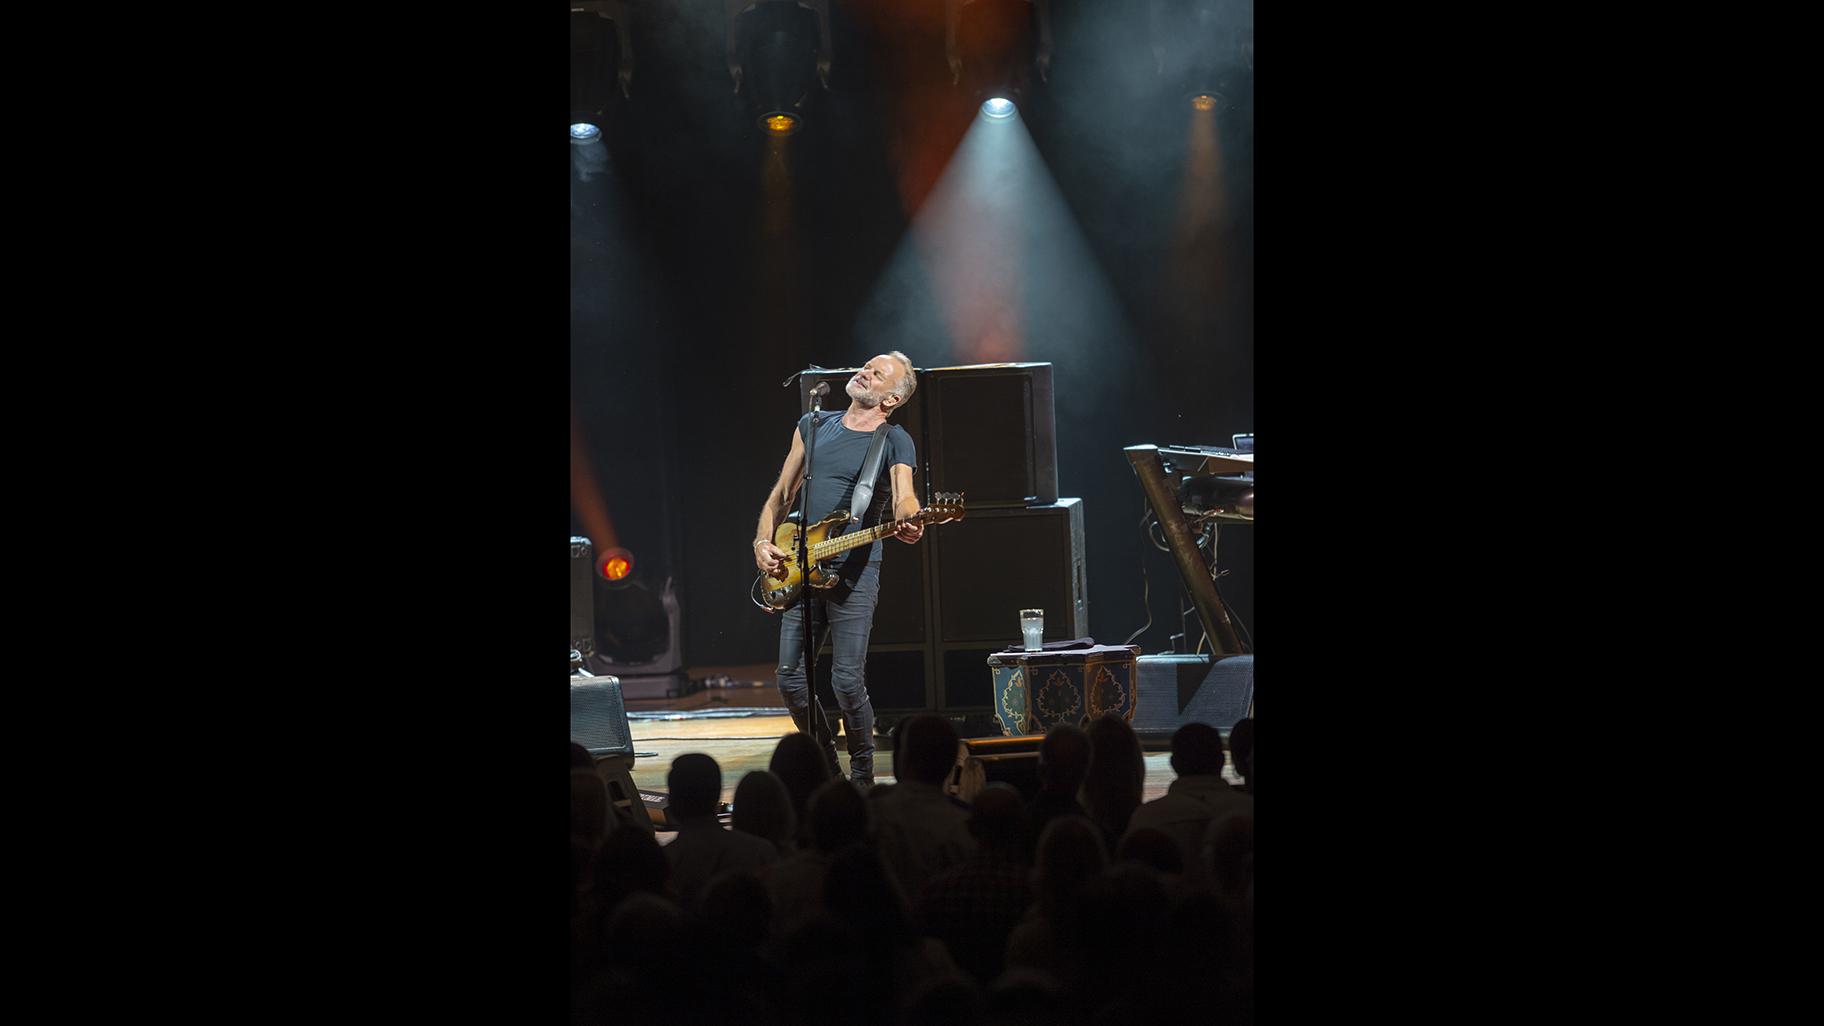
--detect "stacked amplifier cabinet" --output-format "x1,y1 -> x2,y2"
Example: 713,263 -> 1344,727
932,498 -> 1086,711
798,363 -> 1081,715
922,363 -> 1057,508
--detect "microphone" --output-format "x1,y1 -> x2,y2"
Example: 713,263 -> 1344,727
781,364 -> 828,388
809,381 -> 830,398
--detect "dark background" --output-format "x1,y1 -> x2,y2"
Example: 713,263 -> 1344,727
570,1 -> 1257,674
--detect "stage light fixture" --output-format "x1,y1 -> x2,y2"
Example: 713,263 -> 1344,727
570,122 -> 602,141
601,547 -> 634,582
729,0 -> 832,135
948,0 -> 1052,115
588,575 -> 683,674
1149,0 -> 1252,112
571,1 -> 635,138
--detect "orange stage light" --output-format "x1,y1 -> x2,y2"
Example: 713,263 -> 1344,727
602,549 -> 634,581
763,114 -> 799,135
1192,94 -> 1217,112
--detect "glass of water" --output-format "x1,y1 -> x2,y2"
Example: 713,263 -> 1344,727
1020,608 -> 1044,651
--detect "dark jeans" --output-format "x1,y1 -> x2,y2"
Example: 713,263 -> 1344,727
777,561 -> 879,782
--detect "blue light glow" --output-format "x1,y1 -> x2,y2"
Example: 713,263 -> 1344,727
570,123 -> 601,141
981,98 -> 1015,119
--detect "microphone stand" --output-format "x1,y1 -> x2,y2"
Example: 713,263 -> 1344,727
798,384 -> 842,780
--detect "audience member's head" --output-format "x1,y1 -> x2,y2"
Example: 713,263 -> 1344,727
1032,815 -> 1108,914
771,731 -> 834,826
1068,863 -> 1170,957
988,970 -> 1074,1026
1116,826 -> 1184,876
808,775 -> 870,853
902,975 -> 986,1026
572,838 -> 597,903
571,767 -> 610,847
699,870 -> 774,950
592,818 -> 670,911
967,782 -> 1030,859
602,892 -> 689,972
824,843 -> 914,948
1169,722 -> 1226,778
898,714 -> 961,787
1227,717 -> 1254,784
668,753 -> 722,821
1037,724 -> 1091,795
570,742 -> 595,770
1082,715 -> 1145,828
1203,811 -> 1255,900
732,770 -> 797,853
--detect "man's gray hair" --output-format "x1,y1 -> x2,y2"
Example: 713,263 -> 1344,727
885,351 -> 918,405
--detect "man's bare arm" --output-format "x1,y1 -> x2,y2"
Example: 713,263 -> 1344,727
890,463 -> 923,543
754,427 -> 807,574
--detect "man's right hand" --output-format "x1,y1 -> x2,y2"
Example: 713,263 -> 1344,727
755,540 -> 787,575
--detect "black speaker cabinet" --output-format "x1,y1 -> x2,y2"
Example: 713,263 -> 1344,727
813,643 -> 931,715
923,363 -> 1057,509
571,536 -> 596,657
932,498 -> 1086,710
935,498 -> 1085,644
869,529 -> 930,645
1132,654 -> 1254,743
570,674 -> 635,759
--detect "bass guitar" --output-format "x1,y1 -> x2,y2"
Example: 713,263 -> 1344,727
756,493 -> 966,611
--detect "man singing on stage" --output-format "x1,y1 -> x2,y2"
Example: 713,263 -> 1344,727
753,352 -> 923,788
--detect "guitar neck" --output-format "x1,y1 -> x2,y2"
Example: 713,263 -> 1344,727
812,514 -> 920,558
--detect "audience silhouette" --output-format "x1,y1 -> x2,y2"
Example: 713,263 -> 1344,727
571,709 -> 1254,1026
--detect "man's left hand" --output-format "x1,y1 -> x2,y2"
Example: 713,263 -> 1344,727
894,522 -> 924,544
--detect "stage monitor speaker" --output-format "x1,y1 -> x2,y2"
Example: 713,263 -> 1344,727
948,735 -> 1044,802
924,363 -> 1056,508
570,674 -> 635,759
595,753 -> 654,834
571,536 -> 595,657
934,498 -> 1086,645
1132,654 -> 1254,743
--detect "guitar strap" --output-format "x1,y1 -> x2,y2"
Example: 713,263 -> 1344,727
850,424 -> 893,523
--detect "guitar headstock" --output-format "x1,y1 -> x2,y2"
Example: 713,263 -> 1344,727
921,492 -> 967,525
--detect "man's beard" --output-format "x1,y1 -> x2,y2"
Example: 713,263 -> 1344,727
846,378 -> 887,408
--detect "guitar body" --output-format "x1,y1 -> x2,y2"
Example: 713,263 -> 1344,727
760,510 -> 852,611
752,494 -> 965,612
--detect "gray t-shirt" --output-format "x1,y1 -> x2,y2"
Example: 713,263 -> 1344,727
797,412 -> 917,568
